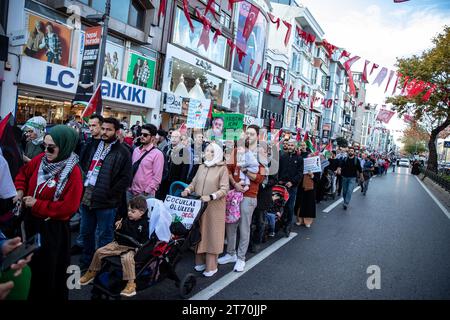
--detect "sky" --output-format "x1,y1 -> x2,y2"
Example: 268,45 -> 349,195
298,0 -> 450,146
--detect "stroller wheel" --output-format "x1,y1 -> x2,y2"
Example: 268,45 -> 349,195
180,273 -> 197,299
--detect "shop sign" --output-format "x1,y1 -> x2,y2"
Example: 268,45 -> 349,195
243,115 -> 263,127
19,56 -> 160,109
8,30 -> 27,46
195,58 -> 212,72
163,92 -> 183,114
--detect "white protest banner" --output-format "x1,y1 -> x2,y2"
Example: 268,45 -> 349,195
303,156 -> 322,174
164,195 -> 202,229
187,99 -> 211,128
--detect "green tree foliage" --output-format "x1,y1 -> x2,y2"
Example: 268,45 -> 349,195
387,26 -> 449,172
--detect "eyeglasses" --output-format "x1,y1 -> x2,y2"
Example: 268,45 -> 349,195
140,133 -> 151,138
43,144 -> 56,154
25,130 -> 34,134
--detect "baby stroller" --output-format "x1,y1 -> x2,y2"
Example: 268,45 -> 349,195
90,182 -> 207,300
322,169 -> 337,200
263,185 -> 289,240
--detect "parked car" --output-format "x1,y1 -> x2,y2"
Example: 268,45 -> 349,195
398,158 -> 411,167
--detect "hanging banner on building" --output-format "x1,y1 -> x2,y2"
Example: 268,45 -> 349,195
164,195 -> 202,230
211,113 -> 244,141
126,52 -> 156,89
23,13 -> 73,67
187,99 -> 211,128
303,156 -> 322,174
73,26 -> 102,103
103,41 -> 124,80
376,109 -> 395,123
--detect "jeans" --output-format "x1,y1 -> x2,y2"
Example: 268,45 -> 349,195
266,213 -> 276,233
47,52 -> 60,64
225,197 -> 258,261
79,205 -> 117,268
392,165 -> 396,172
362,176 -> 370,194
342,177 -> 358,205
284,187 -> 298,227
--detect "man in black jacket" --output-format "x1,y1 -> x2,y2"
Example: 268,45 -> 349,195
156,130 -> 190,200
79,117 -> 132,269
278,139 -> 303,236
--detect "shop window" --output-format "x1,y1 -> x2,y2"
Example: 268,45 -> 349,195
171,57 -> 225,108
172,7 -> 228,68
16,94 -> 83,125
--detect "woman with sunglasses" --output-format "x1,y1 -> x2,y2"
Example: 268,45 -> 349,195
21,116 -> 47,164
14,125 -> 83,300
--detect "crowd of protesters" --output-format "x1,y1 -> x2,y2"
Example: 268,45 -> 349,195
0,113 -> 403,299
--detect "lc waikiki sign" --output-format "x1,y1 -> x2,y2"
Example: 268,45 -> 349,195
19,56 -> 160,108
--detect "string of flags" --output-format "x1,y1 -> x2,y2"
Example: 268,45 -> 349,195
158,0 -> 434,111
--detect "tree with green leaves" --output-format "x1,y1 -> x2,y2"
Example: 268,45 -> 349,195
387,26 -> 449,172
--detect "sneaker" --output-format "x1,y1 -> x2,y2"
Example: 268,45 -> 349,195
218,254 -> 237,265
194,264 -> 206,272
234,259 -> 246,272
269,232 -> 275,237
120,281 -> 136,297
343,204 -> 348,210
78,270 -> 97,286
203,269 -> 218,277
305,224 -> 311,228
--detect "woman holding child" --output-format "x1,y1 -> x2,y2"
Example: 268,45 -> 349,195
182,143 -> 229,277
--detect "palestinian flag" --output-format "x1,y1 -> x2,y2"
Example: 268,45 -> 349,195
80,84 -> 102,123
322,141 -> 333,158
303,131 -> 315,153
0,113 -> 23,179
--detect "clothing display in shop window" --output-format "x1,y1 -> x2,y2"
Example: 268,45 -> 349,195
174,74 -> 189,97
189,79 -> 206,100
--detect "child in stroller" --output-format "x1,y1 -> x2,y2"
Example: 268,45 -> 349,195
86,185 -> 206,300
78,196 -> 150,297
264,185 -> 289,238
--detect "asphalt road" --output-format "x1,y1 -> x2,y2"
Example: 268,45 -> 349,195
69,167 -> 450,300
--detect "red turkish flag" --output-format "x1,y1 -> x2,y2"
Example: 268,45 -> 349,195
158,0 -> 167,19
183,0 -> 194,32
283,20 -> 292,47
268,13 -> 281,30
242,4 -> 260,41
362,60 -> 370,83
343,55 -> 361,96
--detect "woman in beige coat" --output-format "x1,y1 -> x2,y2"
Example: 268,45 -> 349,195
181,143 -> 229,277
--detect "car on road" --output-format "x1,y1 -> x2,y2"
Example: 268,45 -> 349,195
398,158 -> 411,167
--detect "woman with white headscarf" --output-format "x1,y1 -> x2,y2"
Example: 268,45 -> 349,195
181,143 -> 229,277
22,116 -> 47,163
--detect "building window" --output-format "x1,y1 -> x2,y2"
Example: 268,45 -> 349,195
220,12 -> 231,29
172,7 -> 228,67
90,0 -> 145,31
273,67 -> 286,83
266,62 -> 272,80
301,54 -> 310,78
128,0 -> 145,29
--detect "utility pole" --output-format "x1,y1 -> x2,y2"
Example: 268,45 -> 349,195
93,0 -> 111,114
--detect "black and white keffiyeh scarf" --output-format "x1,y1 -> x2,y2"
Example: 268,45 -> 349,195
37,152 -> 79,201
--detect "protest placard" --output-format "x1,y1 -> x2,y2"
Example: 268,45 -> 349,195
303,156 -> 322,174
164,195 -> 202,229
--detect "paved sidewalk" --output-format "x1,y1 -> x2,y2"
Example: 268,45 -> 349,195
419,174 -> 450,210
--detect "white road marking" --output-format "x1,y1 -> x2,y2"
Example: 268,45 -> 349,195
322,186 -> 361,213
189,232 -> 298,300
415,176 -> 450,219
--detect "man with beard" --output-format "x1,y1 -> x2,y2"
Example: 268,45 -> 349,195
79,117 -> 132,269
337,147 -> 363,210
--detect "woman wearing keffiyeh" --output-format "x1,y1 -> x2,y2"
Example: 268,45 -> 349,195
14,125 -> 83,300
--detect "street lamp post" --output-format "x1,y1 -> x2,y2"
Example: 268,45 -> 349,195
92,0 -> 111,114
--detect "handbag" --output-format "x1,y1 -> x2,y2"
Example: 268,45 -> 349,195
303,175 -> 314,191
